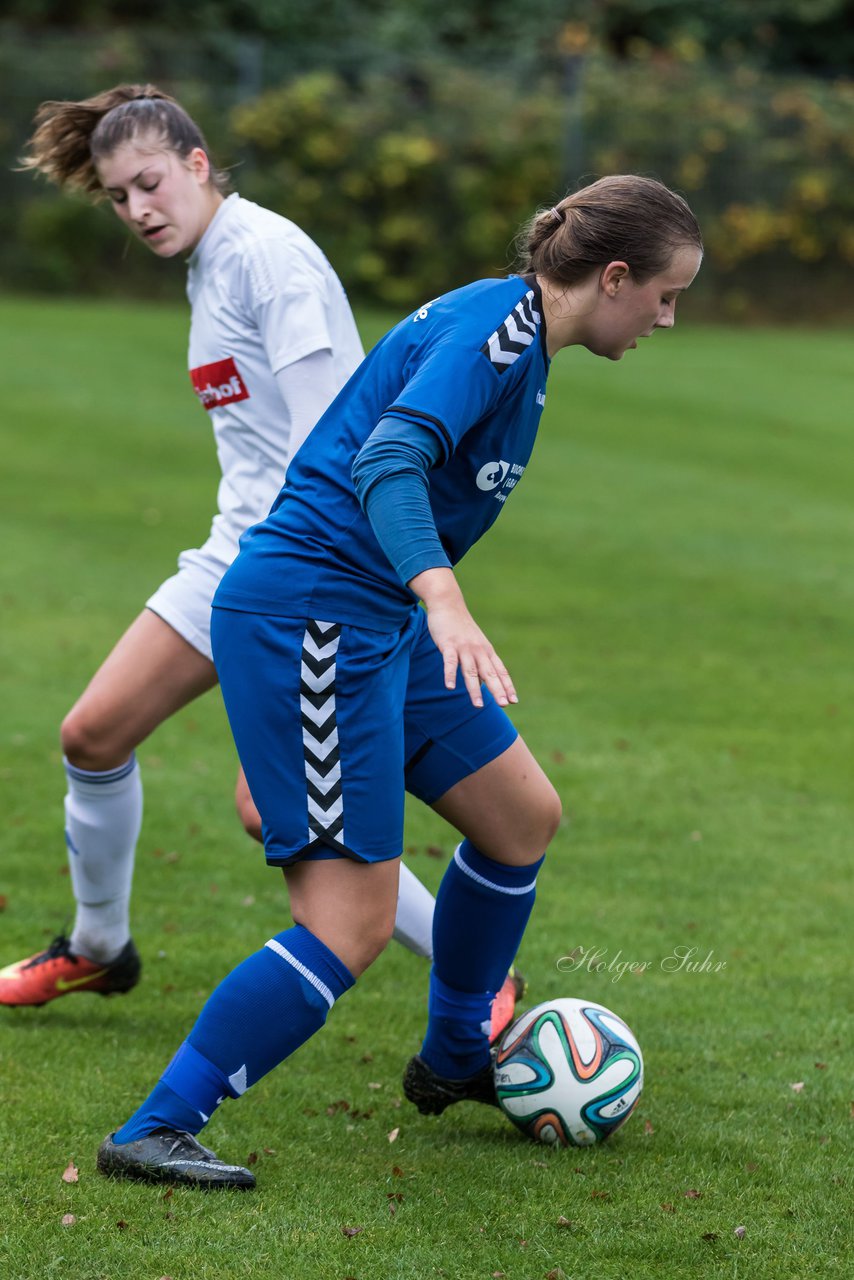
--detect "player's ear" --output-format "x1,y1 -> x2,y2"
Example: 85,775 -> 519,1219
600,261 -> 630,297
186,146 -> 211,185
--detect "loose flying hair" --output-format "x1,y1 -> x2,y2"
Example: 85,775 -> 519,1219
19,83 -> 230,198
518,175 -> 702,286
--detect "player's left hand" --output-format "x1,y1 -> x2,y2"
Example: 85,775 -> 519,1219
409,567 -> 518,709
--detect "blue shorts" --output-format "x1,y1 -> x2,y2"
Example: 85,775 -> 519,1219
211,605 -> 518,866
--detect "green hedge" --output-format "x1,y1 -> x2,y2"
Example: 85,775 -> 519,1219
4,41 -> 853,319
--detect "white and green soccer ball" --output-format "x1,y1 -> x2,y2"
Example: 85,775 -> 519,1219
494,997 -> 644,1147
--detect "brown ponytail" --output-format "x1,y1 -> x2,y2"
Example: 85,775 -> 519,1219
518,175 -> 702,286
20,83 -> 229,198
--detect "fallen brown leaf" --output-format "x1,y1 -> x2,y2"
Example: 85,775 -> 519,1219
341,1225 -> 364,1238
684,1189 -> 702,1200
644,1119 -> 654,1135
116,1220 -> 129,1230
814,1062 -> 827,1070
61,1161 -> 79,1184
246,1152 -> 258,1166
591,1190 -> 609,1200
61,1214 -> 76,1226
556,1215 -> 573,1228
0,894 -> 8,911
392,1165 -> 405,1177
162,1187 -> 174,1201
702,1232 -> 719,1242
263,1147 -> 276,1156
660,1203 -> 675,1213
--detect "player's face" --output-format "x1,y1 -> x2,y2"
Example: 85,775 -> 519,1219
586,244 -> 703,361
97,138 -> 219,258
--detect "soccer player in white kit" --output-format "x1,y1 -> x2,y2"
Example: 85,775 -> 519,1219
0,84 -> 480,1014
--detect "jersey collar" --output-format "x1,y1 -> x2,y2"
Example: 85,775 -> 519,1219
522,274 -> 550,366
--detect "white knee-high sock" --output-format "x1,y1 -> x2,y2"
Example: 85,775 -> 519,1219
393,861 -> 435,959
65,755 -> 143,963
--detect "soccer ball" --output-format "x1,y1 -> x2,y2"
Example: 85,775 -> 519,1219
494,997 -> 644,1147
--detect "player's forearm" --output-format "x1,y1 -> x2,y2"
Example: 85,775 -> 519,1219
353,421 -> 450,585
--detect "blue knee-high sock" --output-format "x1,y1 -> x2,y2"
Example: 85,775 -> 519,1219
421,840 -> 544,1079
113,925 -> 354,1143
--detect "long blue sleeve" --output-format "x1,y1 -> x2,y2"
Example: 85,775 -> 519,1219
352,417 -> 452,585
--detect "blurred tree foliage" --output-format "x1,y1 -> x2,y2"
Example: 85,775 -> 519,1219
5,0 -> 854,74
1,4 -> 853,317
230,55 -> 854,316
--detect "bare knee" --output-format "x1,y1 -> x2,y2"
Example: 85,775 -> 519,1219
346,914 -> 396,977
235,770 -> 263,843
293,908 -> 395,979
60,703 -> 130,771
498,782 -> 562,864
537,782 -> 563,850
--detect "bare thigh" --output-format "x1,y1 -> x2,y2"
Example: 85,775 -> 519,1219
61,609 -> 219,770
283,856 -> 401,978
432,735 -> 562,866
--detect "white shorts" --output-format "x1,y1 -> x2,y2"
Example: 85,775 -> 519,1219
145,545 -> 232,662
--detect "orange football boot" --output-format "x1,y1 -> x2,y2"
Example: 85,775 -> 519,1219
0,934 -> 140,1007
488,966 -> 527,1044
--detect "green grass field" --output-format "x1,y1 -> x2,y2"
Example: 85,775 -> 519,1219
0,295 -> 851,1280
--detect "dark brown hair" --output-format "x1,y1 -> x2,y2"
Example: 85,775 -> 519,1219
19,83 -> 230,197
518,175 -> 702,285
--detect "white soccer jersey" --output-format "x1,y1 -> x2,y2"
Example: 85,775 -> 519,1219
185,193 -> 364,566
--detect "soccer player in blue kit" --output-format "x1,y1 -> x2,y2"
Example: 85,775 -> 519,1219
98,174 -> 703,1188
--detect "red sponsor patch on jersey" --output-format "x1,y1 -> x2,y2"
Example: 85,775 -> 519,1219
189,357 -> 250,410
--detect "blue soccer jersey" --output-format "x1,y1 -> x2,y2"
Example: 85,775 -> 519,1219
214,274 -> 551,630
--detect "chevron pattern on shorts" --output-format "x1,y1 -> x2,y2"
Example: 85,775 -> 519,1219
300,620 -> 344,846
480,289 -> 541,374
